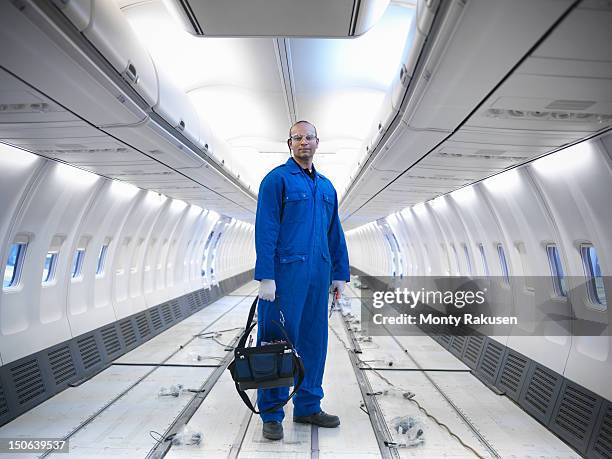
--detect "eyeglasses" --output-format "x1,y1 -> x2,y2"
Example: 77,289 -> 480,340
289,134 -> 317,142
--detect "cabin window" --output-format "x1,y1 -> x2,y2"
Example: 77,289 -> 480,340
3,243 -> 27,288
441,243 -> 451,275
201,231 -> 215,277
451,244 -> 460,275
497,244 -> 510,284
463,244 -> 473,276
478,243 -> 489,276
71,249 -> 86,278
96,244 -> 108,275
546,244 -> 566,297
42,251 -> 58,284
581,244 -> 607,308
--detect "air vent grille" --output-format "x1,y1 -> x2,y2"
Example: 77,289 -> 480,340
36,147 -> 128,154
463,335 -> 484,368
48,345 -> 76,385
499,351 -> 528,395
120,319 -> 137,347
450,335 -> 467,357
0,383 -> 8,417
437,151 -> 527,162
77,335 -> 101,370
101,325 -> 121,356
474,149 -> 506,156
439,334 -> 451,347
523,365 -> 560,421
553,383 -> 600,450
10,359 -> 45,405
546,99 -> 595,111
0,102 -> 52,113
135,312 -> 150,338
484,107 -> 611,123
591,403 -> 612,459
188,294 -> 198,312
479,340 -> 504,382
161,303 -> 173,324
171,300 -> 182,319
150,308 -> 163,331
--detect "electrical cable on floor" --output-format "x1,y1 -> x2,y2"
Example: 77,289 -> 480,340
329,320 -> 485,459
194,326 -> 244,349
195,326 -> 244,336
149,430 -> 175,444
360,360 -> 486,459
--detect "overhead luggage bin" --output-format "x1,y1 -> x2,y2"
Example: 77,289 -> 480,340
402,0 -> 574,131
0,2 -> 147,127
104,118 -> 206,170
57,0 -> 158,107
163,0 -> 391,37
390,0 -> 438,110
152,65 -> 201,147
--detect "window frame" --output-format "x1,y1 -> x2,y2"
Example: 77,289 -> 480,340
42,251 -> 59,285
478,243 -> 489,277
96,244 -> 109,276
71,248 -> 86,279
463,243 -> 473,276
580,244 -> 607,309
546,244 -> 567,297
3,242 -> 28,289
450,243 -> 460,275
497,243 -> 510,285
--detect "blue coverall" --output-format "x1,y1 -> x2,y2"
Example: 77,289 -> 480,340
254,157 -> 350,422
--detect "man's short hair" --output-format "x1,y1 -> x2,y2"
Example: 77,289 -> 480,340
289,120 -> 317,138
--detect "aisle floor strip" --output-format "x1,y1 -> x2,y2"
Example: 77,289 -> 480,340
329,307 -> 400,459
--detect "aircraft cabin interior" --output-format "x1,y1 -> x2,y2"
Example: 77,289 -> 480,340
0,0 -> 611,457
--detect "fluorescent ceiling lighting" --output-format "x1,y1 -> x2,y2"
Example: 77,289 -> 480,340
531,142 -> 594,177
451,185 -> 477,205
146,190 -> 168,205
0,143 -> 39,170
56,163 -> 98,187
170,199 -> 188,211
483,168 -> 521,194
110,180 -> 140,198
412,202 -> 428,216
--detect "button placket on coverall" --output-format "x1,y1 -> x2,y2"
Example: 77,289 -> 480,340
254,158 -> 349,422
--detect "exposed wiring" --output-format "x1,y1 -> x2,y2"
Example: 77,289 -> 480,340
195,327 -> 244,349
149,430 -> 174,445
360,360 -> 486,459
329,320 -> 486,459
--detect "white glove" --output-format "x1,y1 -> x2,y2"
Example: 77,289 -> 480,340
331,280 -> 346,297
259,279 -> 276,301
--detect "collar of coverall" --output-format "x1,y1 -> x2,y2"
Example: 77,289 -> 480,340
287,156 -> 317,176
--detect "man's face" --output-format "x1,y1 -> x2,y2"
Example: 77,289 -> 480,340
288,123 -> 319,162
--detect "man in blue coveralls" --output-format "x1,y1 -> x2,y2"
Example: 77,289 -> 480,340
254,120 -> 350,440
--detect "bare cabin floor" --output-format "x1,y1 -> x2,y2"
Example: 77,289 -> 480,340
0,280 -> 579,458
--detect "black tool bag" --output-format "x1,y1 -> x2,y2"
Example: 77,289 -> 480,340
228,296 -> 305,413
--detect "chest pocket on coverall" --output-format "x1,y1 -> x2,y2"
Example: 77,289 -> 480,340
283,191 -> 310,223
322,192 -> 334,222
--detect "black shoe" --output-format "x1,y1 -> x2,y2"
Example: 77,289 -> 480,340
262,421 -> 283,440
294,411 -> 340,428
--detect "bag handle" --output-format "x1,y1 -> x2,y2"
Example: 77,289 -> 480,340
233,296 -> 304,414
